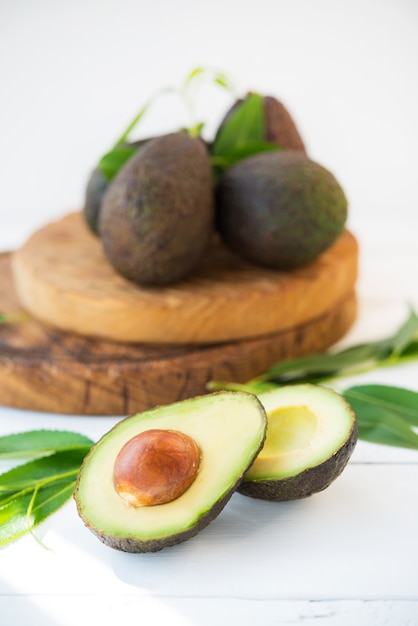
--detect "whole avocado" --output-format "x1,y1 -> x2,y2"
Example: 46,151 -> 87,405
216,150 -> 348,270
99,132 -> 214,286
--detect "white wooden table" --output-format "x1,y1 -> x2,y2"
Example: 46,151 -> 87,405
0,215 -> 417,626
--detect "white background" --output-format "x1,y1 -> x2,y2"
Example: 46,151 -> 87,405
1,0 -> 417,252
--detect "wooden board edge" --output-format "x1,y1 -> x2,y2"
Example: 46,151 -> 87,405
0,290 -> 357,416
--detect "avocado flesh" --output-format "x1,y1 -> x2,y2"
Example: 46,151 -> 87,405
74,391 -> 266,552
239,384 -> 357,501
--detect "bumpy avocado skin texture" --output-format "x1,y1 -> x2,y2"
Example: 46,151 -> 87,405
263,95 -> 306,153
99,132 -> 214,286
74,391 -> 267,553
238,420 -> 358,501
216,150 -> 348,270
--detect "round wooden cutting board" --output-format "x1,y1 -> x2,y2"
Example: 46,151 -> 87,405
0,212 -> 358,416
12,212 -> 358,345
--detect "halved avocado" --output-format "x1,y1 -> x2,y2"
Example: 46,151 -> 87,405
238,384 -> 357,501
74,391 -> 266,552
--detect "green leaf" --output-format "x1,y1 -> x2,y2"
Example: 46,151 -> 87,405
182,67 -> 236,97
343,384 -> 418,450
399,340 -> 418,359
211,141 -> 282,170
0,430 -> 94,459
184,66 -> 205,83
255,340 -> 391,384
186,121 -> 205,138
113,87 -> 174,146
213,73 -> 234,90
97,143 -> 138,182
212,92 -> 265,158
114,102 -> 151,146
0,477 -> 76,547
0,448 -> 90,492
344,384 -> 418,427
0,434 -> 92,546
389,307 -> 418,356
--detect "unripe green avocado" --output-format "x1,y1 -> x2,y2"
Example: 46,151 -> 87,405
216,151 -> 348,270
99,132 -> 214,286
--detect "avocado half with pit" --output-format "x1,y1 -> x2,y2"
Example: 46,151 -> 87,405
74,391 -> 266,553
239,384 -> 357,501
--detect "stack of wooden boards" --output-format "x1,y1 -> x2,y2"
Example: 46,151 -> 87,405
0,211 -> 358,415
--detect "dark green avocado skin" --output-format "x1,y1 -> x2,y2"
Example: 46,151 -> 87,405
238,419 -> 358,502
99,132 -> 214,286
216,150 -> 348,270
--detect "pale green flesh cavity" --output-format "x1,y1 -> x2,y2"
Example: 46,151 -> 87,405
245,384 -> 355,481
76,392 -> 266,540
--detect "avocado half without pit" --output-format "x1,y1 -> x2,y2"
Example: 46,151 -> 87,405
74,391 -> 267,553
239,384 -> 358,501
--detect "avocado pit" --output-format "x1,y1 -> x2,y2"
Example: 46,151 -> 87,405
113,429 -> 201,507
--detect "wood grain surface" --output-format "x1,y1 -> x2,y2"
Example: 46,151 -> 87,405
12,212 -> 358,344
0,250 -> 357,416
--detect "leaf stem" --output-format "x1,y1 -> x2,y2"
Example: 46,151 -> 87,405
0,467 -> 80,494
